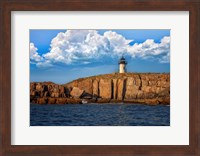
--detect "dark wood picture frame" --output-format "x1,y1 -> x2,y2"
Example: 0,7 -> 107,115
0,0 -> 200,155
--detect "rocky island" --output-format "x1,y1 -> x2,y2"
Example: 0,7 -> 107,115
30,72 -> 170,105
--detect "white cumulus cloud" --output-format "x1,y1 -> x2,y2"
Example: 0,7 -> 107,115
127,36 -> 170,59
30,43 -> 43,63
42,30 -> 131,65
30,30 -> 170,68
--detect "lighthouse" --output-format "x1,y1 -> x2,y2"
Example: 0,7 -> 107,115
118,56 -> 127,73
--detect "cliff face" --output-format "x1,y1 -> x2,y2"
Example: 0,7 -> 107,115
30,73 -> 170,105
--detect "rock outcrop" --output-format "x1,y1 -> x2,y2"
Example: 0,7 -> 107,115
30,82 -> 70,98
99,79 -> 112,99
30,73 -> 170,105
70,87 -> 85,98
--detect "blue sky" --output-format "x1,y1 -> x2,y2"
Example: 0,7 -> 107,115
30,29 -> 170,84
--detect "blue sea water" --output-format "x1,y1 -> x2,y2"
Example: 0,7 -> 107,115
30,103 -> 170,126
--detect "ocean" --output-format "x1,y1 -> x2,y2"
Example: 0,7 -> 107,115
30,103 -> 170,126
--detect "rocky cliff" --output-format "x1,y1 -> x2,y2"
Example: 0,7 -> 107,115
30,73 -> 170,105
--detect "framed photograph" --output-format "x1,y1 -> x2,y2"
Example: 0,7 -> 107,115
29,29 -> 171,127
1,0 -> 199,155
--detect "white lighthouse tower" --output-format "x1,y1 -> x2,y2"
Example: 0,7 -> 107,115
119,56 -> 127,73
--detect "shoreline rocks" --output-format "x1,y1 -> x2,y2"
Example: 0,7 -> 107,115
30,73 -> 170,105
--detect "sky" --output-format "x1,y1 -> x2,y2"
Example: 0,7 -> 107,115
30,29 -> 170,84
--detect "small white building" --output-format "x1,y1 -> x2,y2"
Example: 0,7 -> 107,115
119,56 -> 127,73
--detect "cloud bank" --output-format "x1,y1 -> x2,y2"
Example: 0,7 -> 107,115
30,30 -> 170,67
30,43 -> 43,63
